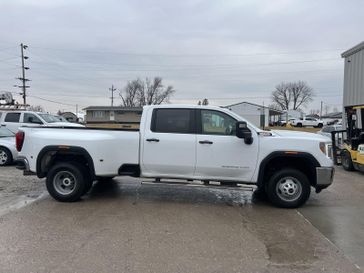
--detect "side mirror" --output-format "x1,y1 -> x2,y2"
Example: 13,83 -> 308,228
236,121 -> 253,144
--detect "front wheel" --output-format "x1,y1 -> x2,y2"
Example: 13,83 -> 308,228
46,162 -> 88,202
341,150 -> 354,171
266,168 -> 311,208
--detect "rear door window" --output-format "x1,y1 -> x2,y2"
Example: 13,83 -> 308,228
4,112 -> 21,122
152,109 -> 194,134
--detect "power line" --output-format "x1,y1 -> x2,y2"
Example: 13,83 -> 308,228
29,57 -> 341,70
31,46 -> 346,57
28,95 -> 81,107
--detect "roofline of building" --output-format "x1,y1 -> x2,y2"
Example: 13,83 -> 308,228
83,106 -> 143,111
224,101 -> 284,113
341,41 -> 364,58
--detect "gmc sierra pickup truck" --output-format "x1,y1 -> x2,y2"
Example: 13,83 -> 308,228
16,105 -> 334,208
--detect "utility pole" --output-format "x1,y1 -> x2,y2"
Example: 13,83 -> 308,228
16,43 -> 30,105
109,84 -> 116,107
320,101 -> 323,118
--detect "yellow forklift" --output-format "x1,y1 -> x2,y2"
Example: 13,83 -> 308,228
332,105 -> 364,172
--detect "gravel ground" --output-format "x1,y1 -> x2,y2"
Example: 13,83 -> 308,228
0,166 -> 45,216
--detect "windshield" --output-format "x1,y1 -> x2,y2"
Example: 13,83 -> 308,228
38,114 -> 65,123
52,115 -> 68,122
0,127 -> 15,137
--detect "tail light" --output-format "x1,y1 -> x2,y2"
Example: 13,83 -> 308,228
16,131 -> 25,152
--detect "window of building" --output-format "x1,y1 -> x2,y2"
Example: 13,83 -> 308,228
152,109 -> 193,134
92,111 -> 105,118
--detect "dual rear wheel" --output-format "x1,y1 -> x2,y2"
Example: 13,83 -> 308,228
46,162 -> 92,202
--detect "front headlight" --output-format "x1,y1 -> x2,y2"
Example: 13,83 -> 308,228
320,142 -> 333,158
319,142 -> 327,154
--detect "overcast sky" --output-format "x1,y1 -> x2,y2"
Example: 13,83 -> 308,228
0,0 -> 363,113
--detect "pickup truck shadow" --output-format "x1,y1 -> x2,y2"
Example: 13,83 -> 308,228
87,179 -> 267,207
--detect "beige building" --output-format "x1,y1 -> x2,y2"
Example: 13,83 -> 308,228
83,106 -> 142,129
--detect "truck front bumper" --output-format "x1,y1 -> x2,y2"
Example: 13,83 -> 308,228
315,166 -> 334,192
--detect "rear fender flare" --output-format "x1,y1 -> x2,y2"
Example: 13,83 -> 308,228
36,145 -> 95,179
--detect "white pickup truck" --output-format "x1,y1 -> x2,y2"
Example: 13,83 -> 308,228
16,105 -> 334,208
290,117 -> 325,128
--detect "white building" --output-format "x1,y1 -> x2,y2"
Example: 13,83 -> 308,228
225,101 -> 283,128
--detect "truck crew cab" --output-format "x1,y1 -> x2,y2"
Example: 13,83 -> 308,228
16,105 -> 334,208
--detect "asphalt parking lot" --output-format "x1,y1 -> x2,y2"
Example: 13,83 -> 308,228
0,166 -> 363,273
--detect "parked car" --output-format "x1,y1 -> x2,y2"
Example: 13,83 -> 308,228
278,118 -> 296,127
17,104 -> 334,208
290,117 -> 325,128
317,124 -> 343,139
0,127 -> 17,166
317,124 -> 344,149
0,111 -> 84,133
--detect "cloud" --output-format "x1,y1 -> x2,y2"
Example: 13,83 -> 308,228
0,0 -> 361,112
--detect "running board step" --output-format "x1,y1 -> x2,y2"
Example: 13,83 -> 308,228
141,180 -> 255,191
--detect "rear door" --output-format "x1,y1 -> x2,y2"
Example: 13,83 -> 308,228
2,112 -> 21,133
141,108 -> 196,178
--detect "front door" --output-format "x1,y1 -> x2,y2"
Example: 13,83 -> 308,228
195,109 -> 259,182
141,108 -> 196,178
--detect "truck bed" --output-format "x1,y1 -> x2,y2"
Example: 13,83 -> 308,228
20,127 -> 140,176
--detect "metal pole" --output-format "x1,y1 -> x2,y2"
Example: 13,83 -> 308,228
20,43 -> 26,105
109,84 -> 116,107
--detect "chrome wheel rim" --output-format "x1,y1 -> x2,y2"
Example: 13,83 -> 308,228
53,171 -> 77,195
0,150 -> 8,165
276,176 -> 302,202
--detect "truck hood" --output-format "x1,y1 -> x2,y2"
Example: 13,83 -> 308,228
271,130 -> 330,142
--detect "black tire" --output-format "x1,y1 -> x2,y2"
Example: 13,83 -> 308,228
317,123 -> 323,128
296,123 -> 303,128
0,147 -> 12,166
96,176 -> 115,182
46,162 -> 88,202
341,150 -> 354,171
266,168 -> 311,208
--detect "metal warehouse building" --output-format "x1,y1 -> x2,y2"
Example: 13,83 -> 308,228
342,41 -> 364,107
341,41 -> 364,128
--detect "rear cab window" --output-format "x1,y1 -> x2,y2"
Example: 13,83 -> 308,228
151,109 -> 195,134
4,112 -> 21,122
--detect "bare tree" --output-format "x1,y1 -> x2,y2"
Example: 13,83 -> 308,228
119,79 -> 143,107
120,77 -> 175,107
202,98 -> 209,105
271,81 -> 314,110
324,104 -> 330,115
28,105 -> 44,112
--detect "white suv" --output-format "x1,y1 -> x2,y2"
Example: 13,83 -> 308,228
290,117 -> 324,128
0,111 -> 83,133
